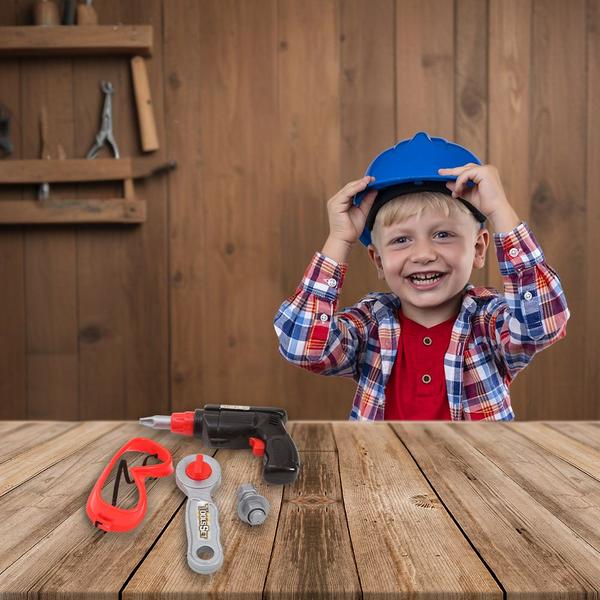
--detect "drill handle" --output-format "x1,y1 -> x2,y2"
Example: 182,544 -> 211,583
263,432 -> 300,485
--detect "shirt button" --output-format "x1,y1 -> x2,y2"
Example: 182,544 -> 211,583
509,247 -> 520,258
422,374 -> 432,384
423,336 -> 432,346
319,313 -> 329,322
524,291 -> 533,301
326,278 -> 337,288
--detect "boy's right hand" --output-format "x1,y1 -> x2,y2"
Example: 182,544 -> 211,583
326,176 -> 378,245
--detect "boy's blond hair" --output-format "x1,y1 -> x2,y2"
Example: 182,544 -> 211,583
371,191 -> 480,249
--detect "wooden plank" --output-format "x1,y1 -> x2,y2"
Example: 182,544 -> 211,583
456,423 -> 600,552
73,1 -> 139,420
124,448 -> 282,599
488,0 -> 532,417
0,0 -> 26,419
17,0 -> 79,419
265,450 -> 361,599
393,422 -> 600,596
0,421 -> 120,496
0,198 -> 145,223
454,0 -> 488,289
165,0 -> 281,413
116,0 -> 169,420
542,421 -> 600,451
0,158 -> 134,183
333,422 -> 502,597
75,0 -> 168,421
0,426 -> 210,597
337,0 -> 395,416
275,0 -> 351,421
0,420 -> 77,460
288,421 -> 337,451
164,0 -> 205,410
527,0 -> 586,419
396,1 -> 454,139
0,421 -> 151,574
586,0 -> 600,420
0,25 -> 153,56
509,422 -> 600,480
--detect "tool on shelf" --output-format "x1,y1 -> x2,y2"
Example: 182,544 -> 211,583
176,453 -> 224,575
86,80 -> 120,159
63,0 -> 76,25
38,106 -> 51,201
139,404 -> 301,485
33,0 -> 61,26
77,0 -> 98,25
131,56 -> 159,152
0,104 -> 12,156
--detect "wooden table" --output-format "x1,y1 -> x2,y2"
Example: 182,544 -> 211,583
1,420 -> 599,599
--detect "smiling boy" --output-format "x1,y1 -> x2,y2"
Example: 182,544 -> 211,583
274,134 -> 570,421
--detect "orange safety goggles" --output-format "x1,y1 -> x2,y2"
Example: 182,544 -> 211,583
86,437 -> 174,532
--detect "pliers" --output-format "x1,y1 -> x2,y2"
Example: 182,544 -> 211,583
86,81 -> 120,159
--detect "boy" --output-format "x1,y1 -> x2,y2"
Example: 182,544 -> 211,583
274,135 -> 569,421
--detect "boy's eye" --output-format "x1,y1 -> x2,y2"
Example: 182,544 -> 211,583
391,236 -> 408,245
435,231 -> 452,239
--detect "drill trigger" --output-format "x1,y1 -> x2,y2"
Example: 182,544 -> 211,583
248,437 -> 265,457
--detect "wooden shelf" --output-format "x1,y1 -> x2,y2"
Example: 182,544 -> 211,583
0,198 -> 145,224
0,158 -> 175,184
0,25 -> 152,56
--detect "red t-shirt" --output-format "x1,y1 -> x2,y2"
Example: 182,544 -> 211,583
384,309 -> 456,420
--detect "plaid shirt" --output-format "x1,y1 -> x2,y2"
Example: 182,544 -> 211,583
274,221 -> 570,421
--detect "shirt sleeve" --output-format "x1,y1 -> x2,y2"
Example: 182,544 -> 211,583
486,221 -> 570,382
273,252 -> 373,380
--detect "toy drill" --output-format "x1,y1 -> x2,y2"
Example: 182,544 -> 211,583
139,404 -> 300,485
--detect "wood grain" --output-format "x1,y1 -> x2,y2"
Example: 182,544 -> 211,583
392,421 -> 600,597
18,0 -> 79,421
0,0 -> 26,419
0,25 -> 153,56
0,421 -> 599,598
527,0 -> 586,420
333,421 -> 501,597
0,0 -> 593,420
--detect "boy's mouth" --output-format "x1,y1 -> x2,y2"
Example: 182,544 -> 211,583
405,271 -> 447,290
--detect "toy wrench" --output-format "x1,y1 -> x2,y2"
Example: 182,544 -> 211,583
175,454 -> 223,575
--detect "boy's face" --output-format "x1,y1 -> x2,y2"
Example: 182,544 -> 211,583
367,207 -> 489,325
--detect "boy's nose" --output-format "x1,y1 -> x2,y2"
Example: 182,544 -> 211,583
410,240 -> 438,262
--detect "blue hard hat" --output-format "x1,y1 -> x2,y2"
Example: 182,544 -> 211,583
354,131 -> 487,246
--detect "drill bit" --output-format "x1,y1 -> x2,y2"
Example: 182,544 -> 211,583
139,415 -> 172,430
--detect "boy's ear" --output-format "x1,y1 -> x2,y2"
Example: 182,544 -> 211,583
367,244 -> 386,280
472,227 -> 490,270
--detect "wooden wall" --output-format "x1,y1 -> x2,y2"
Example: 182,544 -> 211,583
0,0 -> 597,421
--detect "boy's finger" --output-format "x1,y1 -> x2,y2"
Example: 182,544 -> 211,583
346,176 -> 374,189
357,190 -> 377,214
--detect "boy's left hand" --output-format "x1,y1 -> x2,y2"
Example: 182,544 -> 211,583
437,164 -> 510,219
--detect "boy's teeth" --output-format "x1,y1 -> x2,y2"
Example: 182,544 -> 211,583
410,272 -> 443,281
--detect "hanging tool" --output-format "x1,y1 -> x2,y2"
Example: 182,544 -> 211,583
77,0 -> 98,25
139,404 -> 300,485
33,0 -> 60,25
63,0 -> 76,25
131,56 -> 159,152
86,81 -> 120,159
176,453 -> 224,575
38,106 -> 51,201
0,104 -> 13,157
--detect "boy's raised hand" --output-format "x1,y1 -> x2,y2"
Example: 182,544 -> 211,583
326,176 -> 378,245
437,163 -> 510,220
